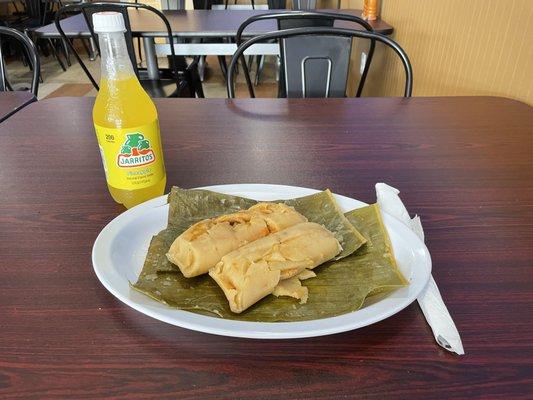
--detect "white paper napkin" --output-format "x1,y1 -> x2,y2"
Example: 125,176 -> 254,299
376,183 -> 465,355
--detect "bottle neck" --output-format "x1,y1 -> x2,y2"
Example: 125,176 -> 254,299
98,32 -> 135,80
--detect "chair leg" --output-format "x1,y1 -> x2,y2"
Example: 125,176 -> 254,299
48,39 -> 67,71
61,38 -> 71,66
40,43 -> 50,58
218,56 -> 227,80
5,79 -> 14,91
55,39 -> 70,68
23,30 -> 44,83
194,67 -> 205,98
277,58 -> 285,98
38,37 -> 50,58
255,55 -> 265,86
80,39 -> 92,59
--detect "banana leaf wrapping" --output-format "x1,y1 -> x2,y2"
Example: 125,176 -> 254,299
132,188 -> 407,322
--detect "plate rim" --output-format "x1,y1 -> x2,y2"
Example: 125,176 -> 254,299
92,183 -> 432,339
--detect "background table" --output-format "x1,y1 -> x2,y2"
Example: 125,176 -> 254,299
35,9 -> 393,78
1,96 -> 532,399
35,9 -> 394,38
0,91 -> 36,123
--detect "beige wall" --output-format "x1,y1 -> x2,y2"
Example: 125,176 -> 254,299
340,0 -> 533,104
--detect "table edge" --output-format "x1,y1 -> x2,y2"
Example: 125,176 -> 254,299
26,95 -> 532,109
33,9 -> 394,38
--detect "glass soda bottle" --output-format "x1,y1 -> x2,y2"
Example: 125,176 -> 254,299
92,12 -> 166,209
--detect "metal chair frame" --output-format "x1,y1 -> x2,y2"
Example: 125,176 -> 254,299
0,26 -> 40,96
55,2 -> 193,97
234,11 -> 376,98
227,26 -> 412,98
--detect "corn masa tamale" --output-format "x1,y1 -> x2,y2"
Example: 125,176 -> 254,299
209,222 -> 341,313
167,203 -> 306,277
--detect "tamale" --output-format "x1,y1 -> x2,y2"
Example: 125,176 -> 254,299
160,187 -> 366,275
132,189 -> 407,322
273,277 -> 309,304
166,203 -> 306,277
208,222 -> 341,313
296,270 -> 317,280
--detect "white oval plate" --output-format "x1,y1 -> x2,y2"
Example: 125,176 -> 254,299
92,184 -> 431,339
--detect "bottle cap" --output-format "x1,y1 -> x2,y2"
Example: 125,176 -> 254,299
92,12 -> 126,33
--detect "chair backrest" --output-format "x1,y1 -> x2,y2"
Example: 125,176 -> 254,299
194,0 -> 261,10
0,27 -> 40,96
292,0 -> 316,10
228,26 -> 412,98
192,0 -> 212,9
159,0 -> 186,10
267,0 -> 286,8
235,11 -> 376,98
55,2 -> 179,91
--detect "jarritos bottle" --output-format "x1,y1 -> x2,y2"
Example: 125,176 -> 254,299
92,12 -> 166,209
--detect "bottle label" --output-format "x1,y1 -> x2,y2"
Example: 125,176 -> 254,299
94,120 -> 165,190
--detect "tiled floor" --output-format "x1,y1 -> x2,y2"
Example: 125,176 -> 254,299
6,43 -> 279,99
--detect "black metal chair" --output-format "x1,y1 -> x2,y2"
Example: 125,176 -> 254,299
234,11 -> 376,98
55,2 -> 204,98
6,0 -> 70,72
227,26 -> 412,98
0,26 -> 40,96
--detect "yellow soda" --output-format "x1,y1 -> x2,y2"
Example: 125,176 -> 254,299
92,12 -> 166,209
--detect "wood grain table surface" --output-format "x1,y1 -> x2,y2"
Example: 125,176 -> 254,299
0,91 -> 36,123
0,96 -> 532,399
35,9 -> 394,38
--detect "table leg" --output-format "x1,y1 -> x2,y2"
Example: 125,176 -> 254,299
198,56 -> 205,82
88,37 -> 97,61
143,37 -> 160,80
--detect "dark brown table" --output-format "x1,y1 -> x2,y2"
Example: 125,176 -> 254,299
0,91 -> 36,123
35,9 -> 394,38
1,96 -> 532,399
35,9 -> 393,78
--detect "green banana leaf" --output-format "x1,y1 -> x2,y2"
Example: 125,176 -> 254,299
132,188 -> 407,321
167,187 -> 258,231
283,189 -> 367,260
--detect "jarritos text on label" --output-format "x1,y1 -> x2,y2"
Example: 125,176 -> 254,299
116,133 -> 156,168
